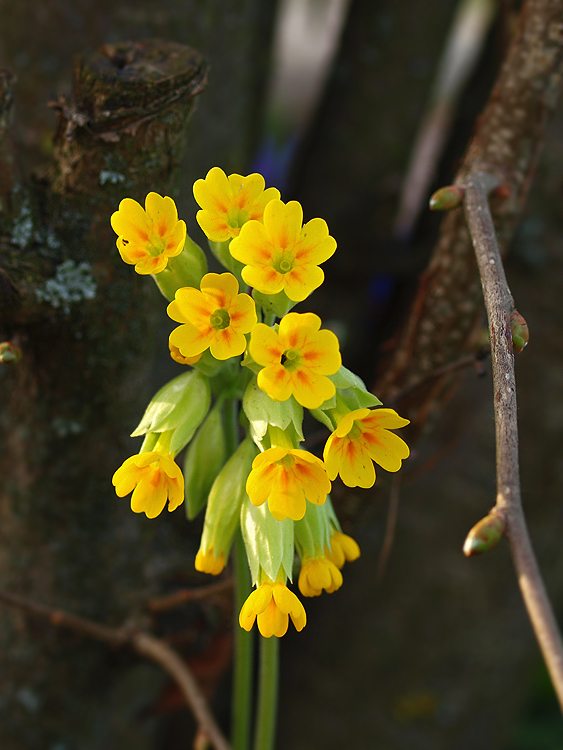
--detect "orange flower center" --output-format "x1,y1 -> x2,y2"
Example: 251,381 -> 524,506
273,250 -> 295,275
226,206 -> 249,229
146,234 -> 167,257
210,308 -> 231,330
280,347 -> 302,371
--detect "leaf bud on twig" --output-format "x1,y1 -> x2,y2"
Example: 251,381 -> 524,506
463,513 -> 505,557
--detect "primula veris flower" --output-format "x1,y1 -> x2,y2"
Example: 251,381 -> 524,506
323,408 -> 410,488
325,531 -> 361,569
298,556 -> 343,597
195,548 -> 226,576
239,579 -> 307,637
246,446 -> 331,521
111,193 -> 186,275
169,343 -> 202,366
168,272 -> 257,360
230,199 -> 336,302
193,167 -> 280,242
112,451 -> 184,518
250,312 -> 341,409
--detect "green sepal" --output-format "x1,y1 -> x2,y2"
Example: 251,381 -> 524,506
294,499 -> 335,560
191,349 -> 228,378
153,236 -> 208,301
131,370 -> 211,455
240,497 -> 294,585
243,377 -> 304,448
139,432 -> 159,454
310,366 -> 381,428
198,436 -> 258,560
208,239 -> 245,284
184,401 -> 227,520
252,288 -> 296,319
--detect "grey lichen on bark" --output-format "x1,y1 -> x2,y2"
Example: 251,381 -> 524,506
0,40 -> 208,749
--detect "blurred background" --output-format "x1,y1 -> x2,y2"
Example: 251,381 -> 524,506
1,0 -> 563,747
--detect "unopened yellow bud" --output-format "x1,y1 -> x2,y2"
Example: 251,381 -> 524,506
195,548 -> 226,576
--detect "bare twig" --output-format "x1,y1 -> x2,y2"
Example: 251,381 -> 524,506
463,172 -> 563,711
0,589 -> 231,750
387,348 -> 489,407
376,474 -> 402,582
148,578 -> 233,614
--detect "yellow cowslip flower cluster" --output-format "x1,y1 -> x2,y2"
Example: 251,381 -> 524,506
110,168 -> 410,638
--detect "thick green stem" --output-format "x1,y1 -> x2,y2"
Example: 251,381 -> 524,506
232,531 -> 254,750
226,396 -> 254,750
253,635 -> 279,750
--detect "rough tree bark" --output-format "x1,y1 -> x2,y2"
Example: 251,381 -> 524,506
0,41 -> 209,750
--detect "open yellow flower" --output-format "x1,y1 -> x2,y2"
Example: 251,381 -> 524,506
323,408 -> 410,488
325,531 -> 361,569
239,578 -> 306,637
229,198 -> 336,302
249,312 -> 341,409
298,556 -> 343,597
168,272 -> 257,361
110,192 -> 186,275
193,167 -> 280,242
112,451 -> 184,518
246,446 -> 331,521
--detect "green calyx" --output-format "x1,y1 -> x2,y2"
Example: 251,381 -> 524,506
198,436 -> 258,561
130,369 -> 211,453
153,235 -> 208,300
241,498 -> 294,586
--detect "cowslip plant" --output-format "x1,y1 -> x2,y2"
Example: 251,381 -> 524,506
110,166 -> 410,748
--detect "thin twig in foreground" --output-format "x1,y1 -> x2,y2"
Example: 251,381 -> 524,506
148,578 -> 233,613
463,172 -> 563,712
376,474 -> 402,582
0,589 -> 231,750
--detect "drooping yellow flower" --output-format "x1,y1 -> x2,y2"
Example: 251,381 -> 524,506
112,451 -> 184,518
325,531 -> 361,569
193,167 -> 280,243
195,548 -> 226,576
323,408 -> 410,488
246,446 -> 331,521
249,312 -> 341,409
169,343 -> 202,366
298,556 -> 343,597
111,193 -> 186,275
229,199 -> 336,302
168,272 -> 257,361
239,578 -> 306,637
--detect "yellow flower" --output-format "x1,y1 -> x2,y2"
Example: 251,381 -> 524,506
193,167 -> 280,242
230,199 -> 336,302
110,193 -> 186,275
195,548 -> 226,576
246,446 -> 331,521
239,579 -> 306,637
112,451 -> 184,518
169,343 -> 202,366
323,408 -> 410,488
298,556 -> 343,597
249,312 -> 341,409
325,531 -> 361,569
168,272 -> 257,361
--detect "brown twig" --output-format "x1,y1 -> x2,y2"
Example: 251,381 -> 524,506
463,171 -> 563,711
376,474 -> 402,582
0,589 -> 231,750
387,348 -> 489,407
148,578 -> 234,614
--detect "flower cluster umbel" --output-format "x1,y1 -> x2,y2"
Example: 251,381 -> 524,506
111,167 -> 409,638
